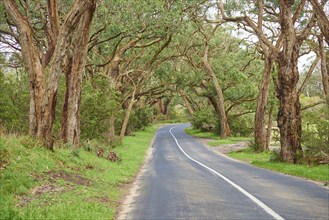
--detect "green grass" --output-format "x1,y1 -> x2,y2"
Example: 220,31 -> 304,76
185,127 -> 328,183
0,125 -> 158,220
185,128 -> 251,146
185,128 -> 220,139
229,148 -> 329,183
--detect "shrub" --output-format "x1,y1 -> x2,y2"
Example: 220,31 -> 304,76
302,106 -> 329,164
80,74 -> 120,140
190,108 -> 217,133
126,106 -> 154,134
228,115 -> 253,137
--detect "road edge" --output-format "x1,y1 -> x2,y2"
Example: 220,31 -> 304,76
115,127 -> 158,220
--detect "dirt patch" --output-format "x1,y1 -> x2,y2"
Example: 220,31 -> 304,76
31,183 -> 67,195
196,137 -> 250,154
212,141 -> 250,154
16,183 -> 71,207
47,170 -> 91,186
84,196 -> 120,206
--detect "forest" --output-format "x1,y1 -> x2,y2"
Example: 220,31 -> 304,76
1,0 -> 328,218
1,1 -> 328,171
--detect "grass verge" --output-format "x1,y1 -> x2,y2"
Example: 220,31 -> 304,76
0,125 -> 158,220
229,148 -> 329,183
185,127 -> 328,184
185,128 -> 251,146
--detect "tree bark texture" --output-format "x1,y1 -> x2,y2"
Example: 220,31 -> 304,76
208,96 -> 231,137
254,56 -> 274,151
61,2 -> 96,145
277,0 -> 303,163
265,103 -> 274,151
318,35 -> 329,104
120,96 -> 136,139
3,0 -> 96,148
180,92 -> 194,116
203,44 -> 230,138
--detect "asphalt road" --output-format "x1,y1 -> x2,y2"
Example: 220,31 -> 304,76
119,124 -> 329,220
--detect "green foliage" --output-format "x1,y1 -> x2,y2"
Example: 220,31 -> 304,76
185,127 -> 251,146
185,127 -> 220,139
228,115 -> 254,137
80,74 -> 120,140
126,106 -> 154,134
0,69 -> 29,134
190,108 -> 218,133
0,125 -> 158,220
301,104 -> 329,164
228,148 -> 329,182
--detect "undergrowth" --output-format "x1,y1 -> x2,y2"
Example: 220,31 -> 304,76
0,125 -> 157,220
185,127 -> 328,184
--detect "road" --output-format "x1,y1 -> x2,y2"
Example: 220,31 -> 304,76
118,124 -> 329,220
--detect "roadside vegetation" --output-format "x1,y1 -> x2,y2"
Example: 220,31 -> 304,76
185,128 -> 251,146
0,1 -> 328,219
185,127 -> 328,184
0,126 -> 157,220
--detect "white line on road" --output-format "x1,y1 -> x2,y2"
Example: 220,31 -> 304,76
169,126 -> 284,220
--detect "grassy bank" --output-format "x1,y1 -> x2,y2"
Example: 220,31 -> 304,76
0,125 -> 158,220
185,128 -> 251,146
229,149 -> 329,183
185,128 -> 328,184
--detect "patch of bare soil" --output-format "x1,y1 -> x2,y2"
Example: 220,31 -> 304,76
47,170 -> 91,186
212,141 -> 250,154
84,196 -> 120,207
16,183 -> 72,207
196,137 -> 250,154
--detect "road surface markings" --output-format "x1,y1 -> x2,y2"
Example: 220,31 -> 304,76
169,126 -> 284,220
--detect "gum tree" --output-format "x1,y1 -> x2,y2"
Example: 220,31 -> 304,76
2,0 -> 96,148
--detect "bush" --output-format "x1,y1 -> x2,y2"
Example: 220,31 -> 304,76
228,115 -> 253,137
302,106 -> 329,164
126,106 -> 154,134
190,108 -> 217,133
0,70 -> 29,134
80,74 -> 120,140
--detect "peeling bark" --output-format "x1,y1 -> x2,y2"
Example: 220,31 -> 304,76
254,56 -> 274,151
203,43 -> 230,138
318,35 -> 329,104
3,0 -> 96,148
61,2 -> 96,145
277,0 -> 303,163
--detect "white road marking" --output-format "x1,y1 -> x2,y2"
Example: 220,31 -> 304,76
169,126 -> 284,220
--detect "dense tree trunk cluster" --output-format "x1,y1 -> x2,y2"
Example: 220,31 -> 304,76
3,0 -> 96,148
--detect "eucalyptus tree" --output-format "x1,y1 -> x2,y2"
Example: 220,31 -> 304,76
219,0 -> 320,163
87,0 -> 202,140
1,0 -> 96,148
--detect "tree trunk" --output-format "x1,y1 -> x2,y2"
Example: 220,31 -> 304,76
162,98 -> 171,115
265,103 -> 274,151
277,0 -> 303,163
61,4 -> 96,145
107,115 -> 116,142
180,92 -> 194,116
120,95 -> 136,139
3,0 -> 94,149
203,44 -> 229,138
158,99 -> 164,114
208,96 -> 231,137
318,35 -> 329,104
254,56 -> 274,151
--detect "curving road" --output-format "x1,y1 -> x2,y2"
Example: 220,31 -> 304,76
119,124 -> 329,220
